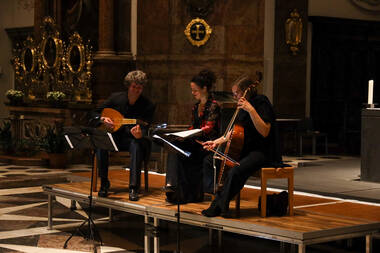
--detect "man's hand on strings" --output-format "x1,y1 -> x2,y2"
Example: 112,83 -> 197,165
237,97 -> 254,113
131,124 -> 143,139
101,117 -> 114,128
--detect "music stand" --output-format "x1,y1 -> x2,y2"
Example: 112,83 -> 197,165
152,134 -> 191,253
62,126 -> 118,251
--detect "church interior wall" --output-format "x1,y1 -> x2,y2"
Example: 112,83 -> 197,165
0,0 -> 34,119
1,0 -> 380,130
137,0 -> 265,125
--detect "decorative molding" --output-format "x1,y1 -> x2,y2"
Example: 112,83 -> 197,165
350,0 -> 380,12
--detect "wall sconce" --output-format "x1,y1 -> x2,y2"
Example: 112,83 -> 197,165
285,9 -> 303,55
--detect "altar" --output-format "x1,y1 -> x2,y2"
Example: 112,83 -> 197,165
361,108 -> 380,182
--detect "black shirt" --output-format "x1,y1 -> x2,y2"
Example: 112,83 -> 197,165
91,91 -> 155,137
235,94 -> 279,162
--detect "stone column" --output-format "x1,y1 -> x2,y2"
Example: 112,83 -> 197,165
97,0 -> 115,56
34,0 -> 45,42
115,0 -> 132,55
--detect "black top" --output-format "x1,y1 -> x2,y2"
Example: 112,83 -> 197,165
90,91 -> 155,137
235,94 -> 281,163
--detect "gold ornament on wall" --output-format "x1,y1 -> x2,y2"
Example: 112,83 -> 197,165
11,36 -> 39,101
285,9 -> 303,55
64,32 -> 93,102
11,16 -> 93,104
184,18 -> 212,47
40,17 -> 64,72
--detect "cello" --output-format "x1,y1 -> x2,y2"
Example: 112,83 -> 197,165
213,77 -> 260,193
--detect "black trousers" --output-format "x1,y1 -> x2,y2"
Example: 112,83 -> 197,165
96,135 -> 147,190
165,141 -> 214,203
204,151 -> 268,212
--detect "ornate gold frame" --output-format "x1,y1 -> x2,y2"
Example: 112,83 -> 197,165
41,36 -> 63,69
40,17 -> 63,71
21,37 -> 38,74
65,32 -> 85,74
64,32 -> 93,102
184,18 -> 212,47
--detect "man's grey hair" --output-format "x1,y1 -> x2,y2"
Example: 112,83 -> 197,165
124,70 -> 148,87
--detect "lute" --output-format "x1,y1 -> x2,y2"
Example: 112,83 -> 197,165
100,108 -> 148,132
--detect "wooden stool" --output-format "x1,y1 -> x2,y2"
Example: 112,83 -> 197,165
235,166 -> 294,217
92,151 -> 150,192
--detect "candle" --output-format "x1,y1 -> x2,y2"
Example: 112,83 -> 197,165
368,80 -> 374,105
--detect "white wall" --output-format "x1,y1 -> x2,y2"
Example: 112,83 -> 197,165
0,0 -> 34,118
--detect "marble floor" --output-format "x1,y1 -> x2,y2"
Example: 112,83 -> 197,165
0,156 -> 379,253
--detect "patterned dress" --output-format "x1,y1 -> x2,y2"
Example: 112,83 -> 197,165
166,96 -> 221,203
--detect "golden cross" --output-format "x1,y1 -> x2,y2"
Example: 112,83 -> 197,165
191,24 -> 205,40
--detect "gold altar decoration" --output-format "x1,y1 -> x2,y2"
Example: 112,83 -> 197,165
11,36 -> 39,100
11,16 -> 93,104
184,18 -> 212,47
64,32 -> 93,102
40,17 -> 63,71
285,9 -> 303,55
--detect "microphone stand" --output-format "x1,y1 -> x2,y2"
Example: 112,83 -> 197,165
175,165 -> 181,253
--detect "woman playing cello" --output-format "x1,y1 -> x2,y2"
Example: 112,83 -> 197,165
201,74 -> 282,217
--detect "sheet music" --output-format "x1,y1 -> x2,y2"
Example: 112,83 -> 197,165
64,135 -> 74,149
153,134 -> 191,157
107,132 -> 119,152
165,128 -> 202,138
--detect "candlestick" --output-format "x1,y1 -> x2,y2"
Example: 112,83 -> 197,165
368,80 -> 374,105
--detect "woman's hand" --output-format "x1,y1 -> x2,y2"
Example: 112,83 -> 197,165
237,97 -> 254,113
202,135 -> 228,150
202,140 -> 217,150
131,125 -> 143,139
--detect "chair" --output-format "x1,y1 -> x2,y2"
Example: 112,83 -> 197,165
235,165 -> 294,217
92,139 -> 152,192
298,118 -> 328,156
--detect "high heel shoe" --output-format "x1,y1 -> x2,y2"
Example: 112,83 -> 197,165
163,184 -> 176,192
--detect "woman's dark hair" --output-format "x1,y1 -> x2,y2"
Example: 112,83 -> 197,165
233,74 -> 258,99
191,69 -> 216,92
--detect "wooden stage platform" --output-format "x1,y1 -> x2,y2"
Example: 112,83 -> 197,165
43,169 -> 380,253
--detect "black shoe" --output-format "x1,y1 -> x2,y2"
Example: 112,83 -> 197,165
98,186 -> 108,197
201,201 -> 221,217
101,179 -> 110,189
163,184 -> 176,193
129,189 -> 139,201
98,179 -> 110,197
